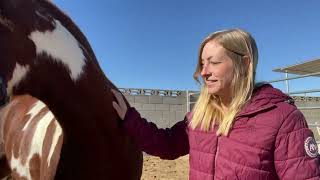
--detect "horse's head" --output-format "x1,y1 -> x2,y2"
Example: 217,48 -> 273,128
0,0 -> 99,97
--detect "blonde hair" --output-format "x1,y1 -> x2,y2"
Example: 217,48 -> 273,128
190,29 -> 258,136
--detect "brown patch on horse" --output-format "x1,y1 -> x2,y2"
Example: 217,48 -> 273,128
3,96 -> 38,161
0,95 -> 63,180
40,118 -> 63,180
29,154 -> 40,180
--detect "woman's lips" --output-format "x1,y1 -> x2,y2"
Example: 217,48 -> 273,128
206,80 -> 217,86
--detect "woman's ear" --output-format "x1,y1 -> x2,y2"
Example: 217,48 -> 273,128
242,55 -> 251,70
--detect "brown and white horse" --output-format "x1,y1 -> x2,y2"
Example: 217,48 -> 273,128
0,0 -> 142,179
0,95 -> 63,180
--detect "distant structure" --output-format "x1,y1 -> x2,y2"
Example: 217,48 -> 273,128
270,58 -> 320,142
271,58 -> 320,94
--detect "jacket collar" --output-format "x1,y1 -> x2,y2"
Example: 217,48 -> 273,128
236,83 -> 293,117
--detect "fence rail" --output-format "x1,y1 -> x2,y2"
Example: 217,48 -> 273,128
119,88 -> 183,97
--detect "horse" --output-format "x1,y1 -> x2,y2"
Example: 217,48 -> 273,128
0,95 -> 63,180
0,0 -> 143,179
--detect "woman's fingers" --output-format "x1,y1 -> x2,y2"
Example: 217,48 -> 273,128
112,101 -> 124,119
111,89 -> 127,120
111,89 -> 122,104
117,92 -> 127,110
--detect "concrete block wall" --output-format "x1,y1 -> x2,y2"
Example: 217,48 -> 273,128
293,96 -> 320,141
295,100 -> 320,124
123,94 -> 188,128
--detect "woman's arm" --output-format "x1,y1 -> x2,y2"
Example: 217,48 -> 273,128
274,109 -> 320,179
112,89 -> 189,160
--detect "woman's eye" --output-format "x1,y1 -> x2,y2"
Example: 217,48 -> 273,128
209,61 -> 220,65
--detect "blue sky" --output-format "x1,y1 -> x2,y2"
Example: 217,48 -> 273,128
54,0 -> 320,95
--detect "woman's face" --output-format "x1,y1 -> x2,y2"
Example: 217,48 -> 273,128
201,40 -> 235,98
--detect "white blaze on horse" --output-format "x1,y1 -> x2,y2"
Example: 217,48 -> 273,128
0,0 -> 142,179
0,95 -> 63,180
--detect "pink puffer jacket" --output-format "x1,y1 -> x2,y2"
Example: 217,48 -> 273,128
123,84 -> 320,179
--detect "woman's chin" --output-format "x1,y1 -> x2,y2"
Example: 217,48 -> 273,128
207,89 -> 219,95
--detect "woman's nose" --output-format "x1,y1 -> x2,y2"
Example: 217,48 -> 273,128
201,65 -> 209,77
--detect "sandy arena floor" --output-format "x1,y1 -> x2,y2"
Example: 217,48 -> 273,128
141,155 -> 189,180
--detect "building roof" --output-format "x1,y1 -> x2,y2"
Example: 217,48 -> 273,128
273,58 -> 320,75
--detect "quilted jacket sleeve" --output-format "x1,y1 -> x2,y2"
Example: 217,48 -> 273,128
122,107 -> 189,160
274,109 -> 320,180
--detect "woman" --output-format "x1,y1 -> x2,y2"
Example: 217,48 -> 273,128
112,29 -> 320,179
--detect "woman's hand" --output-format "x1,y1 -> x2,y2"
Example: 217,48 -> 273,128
111,89 -> 128,120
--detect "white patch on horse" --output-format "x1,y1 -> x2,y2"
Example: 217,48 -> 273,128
7,63 -> 30,96
29,20 -> 86,81
28,111 -> 54,158
10,110 -> 54,179
10,151 -> 31,180
23,100 -> 46,131
47,121 -> 62,166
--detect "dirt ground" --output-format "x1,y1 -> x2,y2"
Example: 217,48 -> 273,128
141,155 -> 189,180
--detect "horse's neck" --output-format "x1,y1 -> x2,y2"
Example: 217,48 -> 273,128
16,64 -> 117,130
